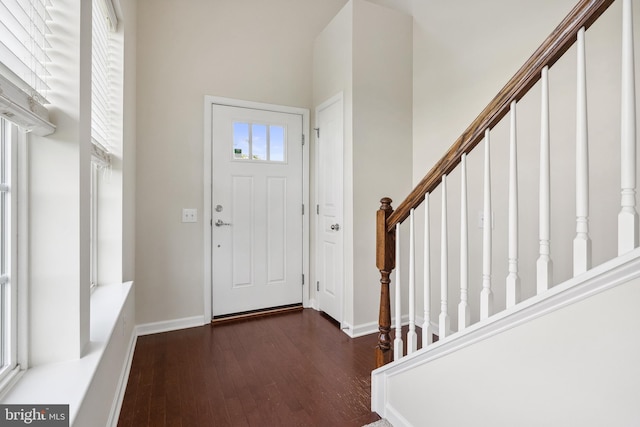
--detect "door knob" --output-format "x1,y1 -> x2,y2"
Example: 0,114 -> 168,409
215,219 -> 232,227
330,223 -> 340,231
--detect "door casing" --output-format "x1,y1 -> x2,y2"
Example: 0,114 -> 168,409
204,96 -> 310,322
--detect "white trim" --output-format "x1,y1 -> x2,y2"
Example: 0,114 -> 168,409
0,74 -> 54,136
2,282 -> 134,425
136,315 -> 206,336
107,329 -> 137,427
347,321 -> 377,338
384,403 -> 414,427
97,0 -> 119,31
347,315 -> 441,339
203,96 -> 310,321
16,129 -> 28,371
371,248 -> 640,416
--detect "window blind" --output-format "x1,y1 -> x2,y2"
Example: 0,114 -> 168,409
0,0 -> 51,101
91,0 -> 114,150
0,0 -> 53,135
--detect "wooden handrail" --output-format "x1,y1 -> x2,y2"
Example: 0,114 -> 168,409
386,0 -> 615,233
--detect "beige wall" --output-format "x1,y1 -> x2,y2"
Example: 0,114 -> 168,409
352,0 -> 413,327
136,0 -> 638,332
135,0 -> 348,325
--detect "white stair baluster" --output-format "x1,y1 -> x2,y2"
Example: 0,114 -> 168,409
537,66 -> 553,293
574,27 -> 592,276
480,129 -> 493,320
506,101 -> 521,308
620,0 -> 639,255
407,209 -> 417,354
422,194 -> 433,346
394,225 -> 403,360
458,154 -> 470,329
439,176 -> 450,338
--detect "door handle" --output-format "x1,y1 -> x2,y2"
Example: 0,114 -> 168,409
215,219 -> 232,227
330,223 -> 340,231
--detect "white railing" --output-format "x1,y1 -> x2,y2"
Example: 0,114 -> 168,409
380,0 -> 638,364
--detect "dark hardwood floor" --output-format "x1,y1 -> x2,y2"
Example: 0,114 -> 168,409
117,309 -> 382,427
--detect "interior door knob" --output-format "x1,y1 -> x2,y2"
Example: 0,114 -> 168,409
330,223 -> 340,231
215,219 -> 232,227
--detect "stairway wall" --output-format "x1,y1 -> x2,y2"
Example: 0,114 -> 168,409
384,274 -> 640,426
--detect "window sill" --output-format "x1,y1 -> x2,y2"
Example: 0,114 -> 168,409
0,281 -> 134,425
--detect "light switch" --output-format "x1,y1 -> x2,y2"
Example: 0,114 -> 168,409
182,208 -> 198,223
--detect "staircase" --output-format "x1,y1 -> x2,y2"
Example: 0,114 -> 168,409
371,0 -> 640,425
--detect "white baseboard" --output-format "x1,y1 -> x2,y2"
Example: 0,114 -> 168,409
109,314 -> 206,425
385,403 -> 413,427
348,321 -> 378,338
306,297 -> 318,310
348,315 -> 442,339
107,330 -> 138,427
136,315 -> 206,336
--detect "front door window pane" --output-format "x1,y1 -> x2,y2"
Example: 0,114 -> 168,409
251,124 -> 267,160
232,121 -> 286,163
270,125 -> 285,161
233,122 -> 250,159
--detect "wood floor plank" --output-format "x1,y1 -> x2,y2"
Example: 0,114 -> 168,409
118,309 -> 381,426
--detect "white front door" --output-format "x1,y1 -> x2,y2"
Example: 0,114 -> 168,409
316,94 -> 344,323
212,104 -> 303,316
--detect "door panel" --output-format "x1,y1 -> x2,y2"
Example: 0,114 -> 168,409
212,105 -> 303,316
316,95 -> 344,323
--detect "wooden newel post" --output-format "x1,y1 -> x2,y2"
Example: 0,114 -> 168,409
375,197 -> 395,368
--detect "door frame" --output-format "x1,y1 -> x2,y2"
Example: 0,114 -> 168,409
203,96 -> 310,321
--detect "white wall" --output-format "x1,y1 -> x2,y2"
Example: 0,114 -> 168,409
385,274 -> 640,426
28,0 -> 92,365
410,0 -> 640,331
135,0 -> 349,325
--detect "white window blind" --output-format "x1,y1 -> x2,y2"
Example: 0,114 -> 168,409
92,0 -> 117,153
0,0 -> 50,99
0,0 -> 54,135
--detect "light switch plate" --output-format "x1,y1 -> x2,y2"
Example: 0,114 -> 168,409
182,208 -> 198,223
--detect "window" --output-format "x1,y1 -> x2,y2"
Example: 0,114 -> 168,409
233,122 -> 287,162
0,118 -> 18,385
0,0 -> 53,390
92,0 -> 115,149
89,162 -> 98,290
90,0 -> 117,290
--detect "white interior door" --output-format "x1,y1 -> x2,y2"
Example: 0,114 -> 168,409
316,94 -> 344,323
212,104 -> 303,316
